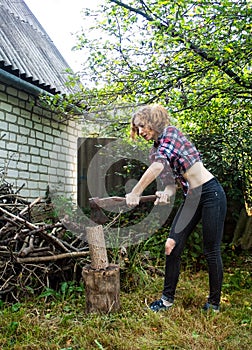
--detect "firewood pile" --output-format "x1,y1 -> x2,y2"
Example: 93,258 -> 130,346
0,181 -> 89,302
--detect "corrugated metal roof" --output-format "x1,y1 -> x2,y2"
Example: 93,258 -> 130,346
0,0 -> 76,94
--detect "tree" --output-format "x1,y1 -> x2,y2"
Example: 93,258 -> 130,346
77,0 -> 251,108
74,0 -> 251,217
43,1 -> 251,243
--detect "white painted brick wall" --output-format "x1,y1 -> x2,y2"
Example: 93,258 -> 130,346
0,82 -> 83,205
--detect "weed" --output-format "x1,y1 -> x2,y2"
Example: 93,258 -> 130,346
38,281 -> 85,302
223,268 -> 251,292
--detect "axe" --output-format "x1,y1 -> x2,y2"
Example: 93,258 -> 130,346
89,195 -> 156,224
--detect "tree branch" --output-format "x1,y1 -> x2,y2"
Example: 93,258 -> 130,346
109,0 -> 252,89
16,251 -> 89,264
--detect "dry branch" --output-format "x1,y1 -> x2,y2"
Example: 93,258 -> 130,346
16,251 -> 89,263
0,206 -> 38,230
0,181 -> 89,301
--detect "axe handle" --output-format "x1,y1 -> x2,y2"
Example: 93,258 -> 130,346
89,195 -> 156,209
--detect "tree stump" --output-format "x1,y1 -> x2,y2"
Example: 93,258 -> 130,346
82,225 -> 120,313
82,264 -> 120,314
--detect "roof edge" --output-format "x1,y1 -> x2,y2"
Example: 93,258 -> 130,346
0,68 -> 53,97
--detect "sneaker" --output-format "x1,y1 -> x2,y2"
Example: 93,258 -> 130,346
149,298 -> 173,312
202,302 -> 220,313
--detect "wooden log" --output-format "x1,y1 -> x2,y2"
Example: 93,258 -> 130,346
82,264 -> 120,314
16,251 -> 89,263
85,225 -> 108,269
83,224 -> 120,313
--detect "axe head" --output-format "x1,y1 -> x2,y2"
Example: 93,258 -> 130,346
89,197 -> 109,225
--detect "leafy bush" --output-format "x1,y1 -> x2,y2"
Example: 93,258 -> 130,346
223,268 -> 252,292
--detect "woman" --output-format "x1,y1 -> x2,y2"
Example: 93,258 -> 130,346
126,104 -> 227,312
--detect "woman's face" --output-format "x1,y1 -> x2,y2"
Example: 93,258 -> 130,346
133,116 -> 159,141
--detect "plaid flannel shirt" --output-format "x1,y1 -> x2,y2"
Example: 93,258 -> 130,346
149,126 -> 202,195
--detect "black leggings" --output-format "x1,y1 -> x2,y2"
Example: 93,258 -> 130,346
163,178 -> 227,306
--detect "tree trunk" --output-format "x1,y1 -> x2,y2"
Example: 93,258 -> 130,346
240,216 -> 252,250
232,208 -> 252,249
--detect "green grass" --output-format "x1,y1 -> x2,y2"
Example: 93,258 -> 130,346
0,267 -> 251,350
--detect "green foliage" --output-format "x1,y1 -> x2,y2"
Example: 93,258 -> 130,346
39,281 -> 85,302
106,204 -> 164,291
37,1 -> 251,212
41,1 -> 251,254
190,131 -> 246,205
62,0 -> 252,211
223,268 -> 252,292
76,0 -> 251,107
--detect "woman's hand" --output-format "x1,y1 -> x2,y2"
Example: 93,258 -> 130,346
165,238 -> 176,255
125,193 -> 140,207
154,191 -> 171,205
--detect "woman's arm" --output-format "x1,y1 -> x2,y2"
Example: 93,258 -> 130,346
154,184 -> 177,205
163,184 -> 177,197
126,162 -> 164,206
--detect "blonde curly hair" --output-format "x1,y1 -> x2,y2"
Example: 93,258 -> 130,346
130,104 -> 170,139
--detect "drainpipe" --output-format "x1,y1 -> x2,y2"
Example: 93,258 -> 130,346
0,68 -> 84,116
0,68 -> 53,96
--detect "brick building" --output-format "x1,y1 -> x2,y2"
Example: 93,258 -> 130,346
0,0 -> 83,201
